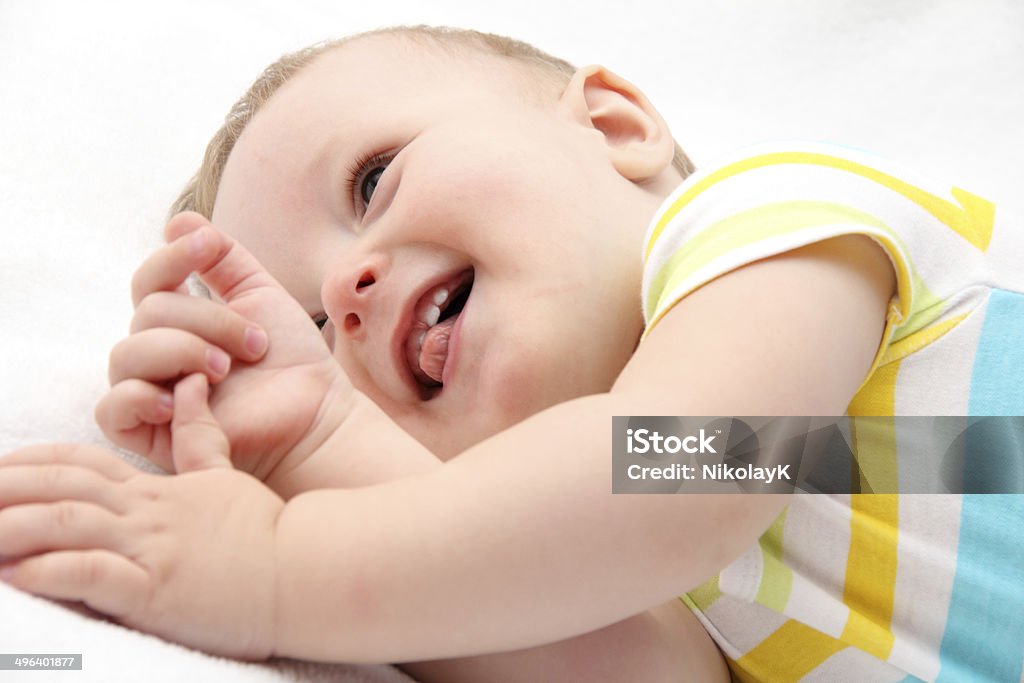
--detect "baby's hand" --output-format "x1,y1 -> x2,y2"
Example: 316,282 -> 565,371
96,212 -> 351,490
1,375 -> 283,659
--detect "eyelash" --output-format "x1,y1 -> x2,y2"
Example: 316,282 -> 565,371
344,150 -> 395,213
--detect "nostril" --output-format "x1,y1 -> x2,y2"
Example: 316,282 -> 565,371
356,272 -> 375,291
344,313 -> 361,332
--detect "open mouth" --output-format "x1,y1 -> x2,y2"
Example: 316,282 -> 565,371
404,267 -> 473,397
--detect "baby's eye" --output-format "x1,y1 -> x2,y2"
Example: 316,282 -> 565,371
349,151 -> 395,213
360,166 -> 385,205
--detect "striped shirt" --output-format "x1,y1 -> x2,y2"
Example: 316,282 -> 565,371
641,142 -> 1024,682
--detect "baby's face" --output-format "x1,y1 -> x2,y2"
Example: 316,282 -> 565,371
213,35 -> 664,457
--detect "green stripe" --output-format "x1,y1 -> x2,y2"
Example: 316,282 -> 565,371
684,573 -> 723,610
755,506 -> 793,612
892,279 -> 943,343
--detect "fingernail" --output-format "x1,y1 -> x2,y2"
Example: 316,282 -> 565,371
206,348 -> 230,376
244,327 -> 268,356
158,392 -> 174,411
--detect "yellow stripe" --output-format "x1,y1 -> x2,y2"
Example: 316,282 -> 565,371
645,151 -> 994,259
755,507 -> 792,613
881,313 -> 969,365
728,659 -> 764,683
733,620 -> 847,682
849,313 -> 965,421
848,358 -> 899,417
644,201 -> 898,319
848,361 -> 900,491
840,494 -> 899,661
843,359 -> 899,661
642,202 -> 918,344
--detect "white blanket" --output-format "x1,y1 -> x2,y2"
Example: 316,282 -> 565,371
2,1 -> 1021,680
0,582 -> 412,683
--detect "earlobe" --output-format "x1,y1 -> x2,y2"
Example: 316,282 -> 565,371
560,65 -> 675,181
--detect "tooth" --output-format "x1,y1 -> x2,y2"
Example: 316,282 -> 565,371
433,289 -> 449,306
424,305 -> 440,327
417,332 -> 426,348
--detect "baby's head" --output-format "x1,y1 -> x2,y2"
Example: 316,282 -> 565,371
175,26 -> 692,457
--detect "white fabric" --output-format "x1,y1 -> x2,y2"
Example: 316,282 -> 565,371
0,582 -> 412,683
1,1 -> 1021,680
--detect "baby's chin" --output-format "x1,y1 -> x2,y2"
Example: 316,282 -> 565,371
408,406 -> 515,462
416,425 -> 480,462
439,411 -> 510,459
406,358 -> 586,459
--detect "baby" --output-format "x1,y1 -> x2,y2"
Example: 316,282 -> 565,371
2,25 -> 1022,683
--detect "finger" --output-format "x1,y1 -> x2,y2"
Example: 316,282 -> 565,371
171,374 -> 232,472
131,225 -> 204,307
0,500 -> 125,557
96,379 -> 174,433
94,381 -> 174,469
108,328 -> 231,385
135,218 -> 283,310
132,291 -> 268,362
0,443 -> 139,482
185,222 -> 283,306
0,465 -> 125,512
0,549 -> 148,619
132,212 -> 242,307
164,210 -> 209,242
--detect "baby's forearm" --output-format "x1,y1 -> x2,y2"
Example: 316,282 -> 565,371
265,393 -> 441,499
270,392 -> 786,662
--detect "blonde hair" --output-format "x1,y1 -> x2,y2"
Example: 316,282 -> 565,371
170,25 -> 695,220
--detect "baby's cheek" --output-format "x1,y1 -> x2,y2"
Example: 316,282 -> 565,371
414,156 -> 514,208
483,345 -> 574,425
409,130 -> 542,206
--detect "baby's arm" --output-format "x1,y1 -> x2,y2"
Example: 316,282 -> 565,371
0,234 -> 892,665
270,234 -> 895,661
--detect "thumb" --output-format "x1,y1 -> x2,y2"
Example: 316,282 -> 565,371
171,373 -> 233,472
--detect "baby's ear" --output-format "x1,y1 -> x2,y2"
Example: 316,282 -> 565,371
559,65 -> 674,181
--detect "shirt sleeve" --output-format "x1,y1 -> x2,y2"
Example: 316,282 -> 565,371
639,141 -> 995,382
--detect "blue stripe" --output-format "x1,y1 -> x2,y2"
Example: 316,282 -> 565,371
935,290 -> 1024,680
964,290 -> 1024,492
968,289 -> 1024,415
935,495 -> 1024,682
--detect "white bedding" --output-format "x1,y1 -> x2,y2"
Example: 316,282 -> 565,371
1,0 -> 1021,680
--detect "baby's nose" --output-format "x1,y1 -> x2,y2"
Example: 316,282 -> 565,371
341,270 -> 375,333
323,256 -> 386,341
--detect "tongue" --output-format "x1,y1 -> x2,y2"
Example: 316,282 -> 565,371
418,315 -> 458,383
